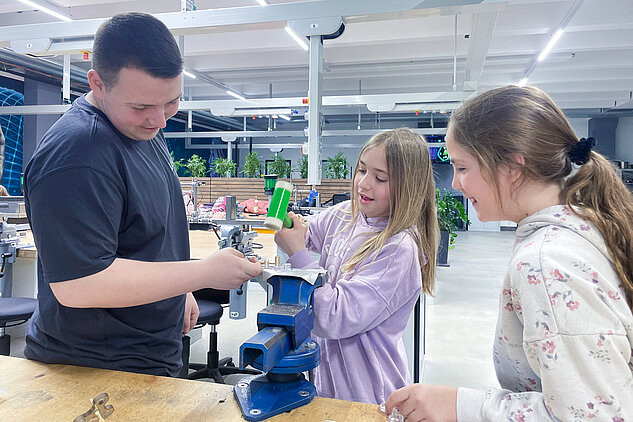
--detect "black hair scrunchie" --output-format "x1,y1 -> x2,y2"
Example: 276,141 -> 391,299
568,137 -> 596,165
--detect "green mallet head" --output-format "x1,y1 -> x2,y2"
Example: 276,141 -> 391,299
264,180 -> 293,231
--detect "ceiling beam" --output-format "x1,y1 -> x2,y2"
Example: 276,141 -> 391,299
0,91 -> 475,115
463,11 -> 499,91
0,0 -> 505,45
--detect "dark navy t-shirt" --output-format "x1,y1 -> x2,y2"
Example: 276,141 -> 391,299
23,95 -> 189,376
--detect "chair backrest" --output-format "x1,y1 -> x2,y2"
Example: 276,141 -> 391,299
193,288 -> 230,305
0,297 -> 37,326
332,192 -> 350,205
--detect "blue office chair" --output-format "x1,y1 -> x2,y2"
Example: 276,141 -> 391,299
0,297 -> 37,355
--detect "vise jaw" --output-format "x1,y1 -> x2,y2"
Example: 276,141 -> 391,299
235,267 -> 326,421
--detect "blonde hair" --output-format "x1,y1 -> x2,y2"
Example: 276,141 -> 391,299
449,85 -> 633,308
343,127 -> 438,295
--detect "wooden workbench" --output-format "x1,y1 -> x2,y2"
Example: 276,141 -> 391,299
0,356 -> 384,421
15,228 -> 278,261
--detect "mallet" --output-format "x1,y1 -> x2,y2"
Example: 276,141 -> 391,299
264,181 -> 294,231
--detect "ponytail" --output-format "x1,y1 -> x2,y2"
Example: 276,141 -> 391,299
563,152 -> 633,308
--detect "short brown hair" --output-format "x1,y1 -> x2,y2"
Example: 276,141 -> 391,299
92,12 -> 183,89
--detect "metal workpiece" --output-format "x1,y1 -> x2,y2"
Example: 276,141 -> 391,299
262,267 -> 327,286
234,267 -> 325,421
216,224 -> 261,320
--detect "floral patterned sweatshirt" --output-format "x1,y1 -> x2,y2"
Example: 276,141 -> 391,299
458,205 -> 633,421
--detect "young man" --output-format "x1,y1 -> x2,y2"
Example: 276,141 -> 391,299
23,12 -> 261,377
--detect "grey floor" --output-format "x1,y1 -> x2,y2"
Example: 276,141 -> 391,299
8,230 -> 516,391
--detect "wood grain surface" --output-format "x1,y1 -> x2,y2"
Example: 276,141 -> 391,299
0,356 -> 385,421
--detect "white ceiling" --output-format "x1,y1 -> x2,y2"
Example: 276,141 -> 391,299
0,0 -> 631,119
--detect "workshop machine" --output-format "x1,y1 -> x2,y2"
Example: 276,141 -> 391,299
0,197 -> 34,355
0,197 -> 32,299
234,267 -> 325,421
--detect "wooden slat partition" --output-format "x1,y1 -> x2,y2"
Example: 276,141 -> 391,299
180,177 -> 352,205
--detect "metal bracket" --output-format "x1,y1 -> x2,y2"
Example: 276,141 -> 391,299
287,16 -> 344,37
73,393 -> 114,422
10,38 -> 52,54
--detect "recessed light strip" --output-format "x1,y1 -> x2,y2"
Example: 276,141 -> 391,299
226,90 -> 246,101
17,0 -> 73,22
285,26 -> 309,51
182,69 -> 197,79
537,29 -> 565,62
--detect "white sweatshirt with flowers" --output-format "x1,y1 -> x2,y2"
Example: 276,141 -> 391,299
458,205 -> 633,421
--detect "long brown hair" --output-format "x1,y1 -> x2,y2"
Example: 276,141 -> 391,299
450,85 -> 633,308
344,128 -> 438,295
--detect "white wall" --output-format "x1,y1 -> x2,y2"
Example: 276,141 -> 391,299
615,117 -> 633,162
569,117 -> 589,139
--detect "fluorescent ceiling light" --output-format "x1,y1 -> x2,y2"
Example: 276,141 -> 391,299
256,0 -> 268,5
517,78 -> 528,87
17,0 -> 73,22
278,114 -> 291,121
226,90 -> 246,101
537,29 -> 564,62
182,69 -> 196,79
385,102 -> 463,113
285,26 -> 309,51
211,108 -> 293,117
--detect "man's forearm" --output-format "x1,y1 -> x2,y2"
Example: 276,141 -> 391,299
50,258 -> 207,308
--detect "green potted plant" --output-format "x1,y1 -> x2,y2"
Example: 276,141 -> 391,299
297,155 -> 308,179
184,154 -> 209,178
170,151 -> 185,176
267,153 -> 291,178
436,188 -> 469,267
241,151 -> 262,178
211,157 -> 236,177
324,151 -> 348,179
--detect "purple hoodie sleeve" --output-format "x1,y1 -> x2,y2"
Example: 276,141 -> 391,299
287,248 -> 320,269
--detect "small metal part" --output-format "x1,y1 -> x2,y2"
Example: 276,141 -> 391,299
296,214 -> 309,227
250,409 -> 262,416
379,402 -> 404,422
73,393 -> 114,422
298,390 -> 310,397
274,256 -> 280,266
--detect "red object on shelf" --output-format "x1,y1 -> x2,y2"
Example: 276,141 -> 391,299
302,98 -> 309,104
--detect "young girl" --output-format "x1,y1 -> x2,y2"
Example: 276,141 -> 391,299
274,127 -> 438,404
386,85 -> 633,421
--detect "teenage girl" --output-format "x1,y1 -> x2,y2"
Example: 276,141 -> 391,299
387,85 -> 633,421
275,127 -> 439,404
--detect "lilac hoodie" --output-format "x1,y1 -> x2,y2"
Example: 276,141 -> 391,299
287,201 -> 423,404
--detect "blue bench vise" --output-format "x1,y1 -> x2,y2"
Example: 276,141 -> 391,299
234,267 -> 326,421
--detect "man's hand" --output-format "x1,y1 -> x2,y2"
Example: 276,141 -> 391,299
385,384 -> 458,422
274,212 -> 309,257
201,248 -> 263,290
182,292 -> 199,335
